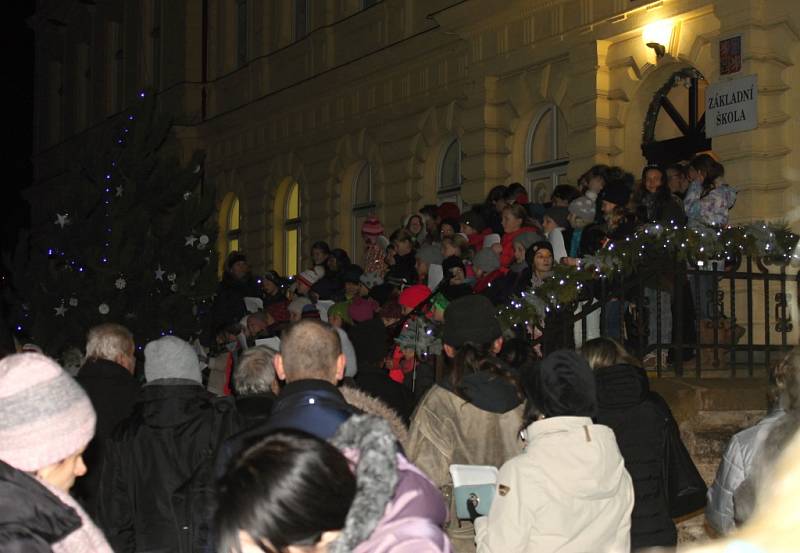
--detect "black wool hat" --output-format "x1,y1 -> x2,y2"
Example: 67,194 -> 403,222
460,209 -> 486,232
341,264 -> 365,284
442,295 -> 502,348
544,206 -> 570,229
525,240 -> 554,267
226,251 -> 247,270
442,255 -> 465,275
523,350 -> 597,418
599,180 -> 632,208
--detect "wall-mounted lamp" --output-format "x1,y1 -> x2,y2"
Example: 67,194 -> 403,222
643,20 -> 673,60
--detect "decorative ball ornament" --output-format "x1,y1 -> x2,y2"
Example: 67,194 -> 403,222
115,277 -> 127,290
68,297 -> 79,307
98,303 -> 110,315
170,283 -> 178,292
198,235 -> 209,246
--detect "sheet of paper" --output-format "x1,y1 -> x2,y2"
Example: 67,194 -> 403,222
316,300 -> 335,322
243,296 -> 263,313
427,264 -> 444,291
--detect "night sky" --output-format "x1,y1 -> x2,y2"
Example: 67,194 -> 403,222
3,1 -> 34,260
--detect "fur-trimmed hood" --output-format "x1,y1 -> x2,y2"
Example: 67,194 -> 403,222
328,415 -> 451,553
340,386 -> 409,451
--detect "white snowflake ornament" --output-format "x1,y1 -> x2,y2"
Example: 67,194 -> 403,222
98,303 -> 110,315
115,278 -> 127,290
68,297 -> 79,307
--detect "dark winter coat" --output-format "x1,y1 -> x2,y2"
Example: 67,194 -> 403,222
216,379 -> 359,478
73,358 -> 141,518
234,392 -> 276,429
386,251 -> 417,287
439,361 -> 522,414
594,363 -> 677,549
0,460 -> 80,552
637,190 -> 687,227
97,381 -> 238,553
203,273 -> 260,345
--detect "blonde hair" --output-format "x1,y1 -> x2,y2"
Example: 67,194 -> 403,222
581,337 -> 641,370
85,323 -> 134,362
769,347 -> 800,411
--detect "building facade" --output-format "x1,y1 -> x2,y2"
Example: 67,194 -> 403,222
30,0 -> 800,277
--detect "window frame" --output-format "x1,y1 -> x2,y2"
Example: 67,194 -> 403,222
294,0 -> 309,42
284,181 -> 301,276
524,103 -> 569,199
352,162 -> 376,263
437,137 -> 463,208
226,196 -> 241,254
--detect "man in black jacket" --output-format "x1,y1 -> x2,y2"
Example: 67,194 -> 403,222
216,320 -> 356,476
73,323 -> 140,518
97,336 -> 238,553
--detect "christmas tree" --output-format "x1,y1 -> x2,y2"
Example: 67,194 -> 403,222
7,91 -> 219,355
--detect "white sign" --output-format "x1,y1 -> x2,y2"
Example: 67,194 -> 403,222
705,74 -> 758,138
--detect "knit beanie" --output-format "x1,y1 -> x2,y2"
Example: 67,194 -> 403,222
398,284 -> 432,309
525,350 -> 597,418
473,248 -> 500,273
437,202 -> 461,222
568,194 -> 596,223
416,244 -> 444,266
328,301 -> 353,325
144,336 -> 202,384
0,353 -> 96,472
526,240 -> 554,266
442,295 -> 502,348
440,218 -> 461,234
460,210 -> 486,232
348,297 -> 379,323
226,251 -> 247,270
513,231 -> 542,252
600,180 -> 632,208
544,206 -> 570,229
297,266 -> 325,288
483,233 -> 501,249
442,255 -> 465,276
361,216 -> 384,236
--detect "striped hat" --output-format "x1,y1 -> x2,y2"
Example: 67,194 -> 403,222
361,216 -> 384,236
0,353 -> 96,472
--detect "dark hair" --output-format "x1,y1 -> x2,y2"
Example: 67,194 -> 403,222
446,341 -> 521,403
419,205 -> 439,219
502,203 -> 537,229
326,249 -> 351,273
484,185 -> 508,206
505,182 -> 528,203
551,184 -> 580,203
666,162 -> 688,179
389,228 -> 414,245
689,154 -> 725,197
635,164 -> 671,205
311,241 -> 331,255
499,337 -> 530,368
579,164 -> 610,188
216,430 -> 356,553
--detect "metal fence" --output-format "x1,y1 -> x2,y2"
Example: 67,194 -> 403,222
561,256 -> 799,377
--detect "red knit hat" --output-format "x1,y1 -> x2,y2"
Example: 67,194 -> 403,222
437,202 -> 461,222
361,216 -> 384,236
398,284 -> 432,309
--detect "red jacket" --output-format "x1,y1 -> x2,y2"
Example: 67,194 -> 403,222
473,268 -> 506,294
500,226 -> 539,267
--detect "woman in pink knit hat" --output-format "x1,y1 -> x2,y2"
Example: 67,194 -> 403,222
0,353 -> 113,552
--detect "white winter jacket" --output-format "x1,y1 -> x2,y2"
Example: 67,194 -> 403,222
474,416 -> 634,553
705,409 -> 785,534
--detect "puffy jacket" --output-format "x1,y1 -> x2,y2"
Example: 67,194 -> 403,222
73,358 -> 141,517
684,180 -> 737,229
0,460 -> 112,553
331,415 -> 451,553
97,382 -> 238,553
408,376 -> 524,490
705,409 -> 785,535
594,363 -> 677,549
474,417 -> 634,553
500,227 -> 540,268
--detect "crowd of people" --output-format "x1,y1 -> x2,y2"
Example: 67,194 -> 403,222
2,154 -> 797,553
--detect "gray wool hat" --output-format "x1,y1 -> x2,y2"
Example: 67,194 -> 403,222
513,231 -> 543,252
472,248 -> 501,273
569,194 -> 596,223
416,244 -> 444,266
144,336 -> 202,384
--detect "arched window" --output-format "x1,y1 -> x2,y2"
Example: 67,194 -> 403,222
226,196 -> 241,253
284,181 -> 301,276
525,104 -> 569,204
438,138 -> 462,206
352,162 -> 375,264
